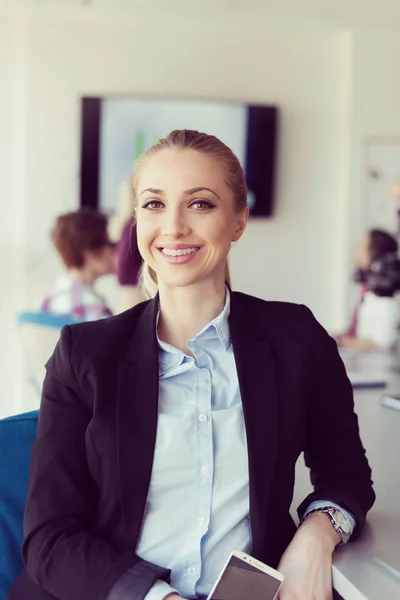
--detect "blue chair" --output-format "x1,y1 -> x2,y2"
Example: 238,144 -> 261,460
0,410 -> 38,600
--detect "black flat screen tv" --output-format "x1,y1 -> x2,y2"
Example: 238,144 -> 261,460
79,96 -> 279,217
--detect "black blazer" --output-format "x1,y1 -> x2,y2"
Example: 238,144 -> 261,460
9,292 -> 375,600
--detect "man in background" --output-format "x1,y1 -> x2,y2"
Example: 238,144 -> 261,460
40,208 -> 116,321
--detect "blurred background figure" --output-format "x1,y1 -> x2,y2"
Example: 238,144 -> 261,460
109,178 -> 144,311
40,208 -> 117,321
116,216 -> 144,309
335,229 -> 398,350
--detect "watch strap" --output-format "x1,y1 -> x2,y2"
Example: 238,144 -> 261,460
300,506 -> 351,545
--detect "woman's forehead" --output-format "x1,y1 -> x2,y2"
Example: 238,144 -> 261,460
137,148 -> 226,191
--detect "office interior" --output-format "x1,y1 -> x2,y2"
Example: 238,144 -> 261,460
1,1 -> 400,598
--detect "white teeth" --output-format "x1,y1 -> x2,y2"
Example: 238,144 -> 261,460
161,247 -> 199,257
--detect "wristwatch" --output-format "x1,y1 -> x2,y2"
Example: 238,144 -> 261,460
300,506 -> 352,545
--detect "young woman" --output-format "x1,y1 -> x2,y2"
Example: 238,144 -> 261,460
9,130 -> 374,600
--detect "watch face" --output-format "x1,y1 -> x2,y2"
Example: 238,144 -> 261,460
333,510 -> 351,534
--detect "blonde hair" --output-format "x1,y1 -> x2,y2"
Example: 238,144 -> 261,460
133,129 -> 247,299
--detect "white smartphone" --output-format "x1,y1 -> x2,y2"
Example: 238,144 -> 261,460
206,550 -> 284,600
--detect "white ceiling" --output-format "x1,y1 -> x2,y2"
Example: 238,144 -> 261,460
2,0 -> 400,29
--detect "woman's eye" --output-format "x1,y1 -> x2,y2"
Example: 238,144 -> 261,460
141,200 -> 164,210
190,200 -> 215,211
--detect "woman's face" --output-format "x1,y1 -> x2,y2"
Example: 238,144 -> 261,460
354,234 -> 372,271
135,148 -> 248,291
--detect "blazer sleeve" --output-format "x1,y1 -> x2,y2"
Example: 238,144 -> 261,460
296,306 -> 375,537
22,325 -> 170,600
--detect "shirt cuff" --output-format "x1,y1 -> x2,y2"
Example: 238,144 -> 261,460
143,580 -> 179,600
107,568 -> 178,600
303,500 -> 356,537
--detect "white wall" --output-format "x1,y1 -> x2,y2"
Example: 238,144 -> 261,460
0,8 -> 368,415
0,14 -> 26,417
331,28 -> 400,317
351,28 -> 400,237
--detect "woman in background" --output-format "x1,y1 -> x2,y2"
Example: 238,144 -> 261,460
336,228 -> 398,350
109,179 -> 144,312
41,208 -> 116,321
10,130 -> 374,600
116,216 -> 144,310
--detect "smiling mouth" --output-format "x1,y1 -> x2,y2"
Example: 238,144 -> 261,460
158,246 -> 201,257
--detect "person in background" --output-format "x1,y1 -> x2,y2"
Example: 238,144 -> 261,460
40,208 -> 117,321
10,130 -> 374,600
336,228 -> 398,350
116,216 -> 144,310
109,179 -> 144,312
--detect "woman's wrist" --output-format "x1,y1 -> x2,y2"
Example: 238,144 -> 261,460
298,512 -> 341,553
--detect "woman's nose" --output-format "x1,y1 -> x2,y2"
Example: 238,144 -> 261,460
161,209 -> 190,238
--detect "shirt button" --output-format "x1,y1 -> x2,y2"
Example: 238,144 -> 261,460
200,466 -> 207,475
199,414 -> 207,422
198,516 -> 206,525
188,567 -> 196,575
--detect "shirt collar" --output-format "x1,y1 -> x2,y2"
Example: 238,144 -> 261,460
157,288 -> 231,373
192,288 -> 231,350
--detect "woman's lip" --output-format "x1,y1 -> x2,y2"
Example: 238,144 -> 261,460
157,244 -> 202,250
157,247 -> 201,264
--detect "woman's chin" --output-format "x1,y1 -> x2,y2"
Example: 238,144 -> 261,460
157,272 -> 226,294
158,275 -> 203,290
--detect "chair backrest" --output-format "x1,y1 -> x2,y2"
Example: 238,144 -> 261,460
0,410 -> 38,599
16,312 -> 83,411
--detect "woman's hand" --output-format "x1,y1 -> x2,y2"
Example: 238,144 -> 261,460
277,513 -> 340,599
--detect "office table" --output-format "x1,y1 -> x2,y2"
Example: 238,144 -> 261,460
292,350 -> 400,600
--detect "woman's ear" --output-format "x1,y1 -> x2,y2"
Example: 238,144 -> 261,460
232,207 -> 249,243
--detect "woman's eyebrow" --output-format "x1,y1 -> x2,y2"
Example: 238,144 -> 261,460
139,186 -> 221,200
184,187 -> 221,200
140,188 -> 165,197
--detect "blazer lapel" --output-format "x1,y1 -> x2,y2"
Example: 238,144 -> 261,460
230,293 -> 280,555
117,296 -> 160,540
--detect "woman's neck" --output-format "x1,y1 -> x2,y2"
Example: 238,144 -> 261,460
157,279 -> 227,353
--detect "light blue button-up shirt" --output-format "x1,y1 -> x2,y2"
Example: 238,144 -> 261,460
109,290 -> 355,600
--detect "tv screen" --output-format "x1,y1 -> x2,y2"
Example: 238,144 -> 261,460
79,96 -> 278,217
